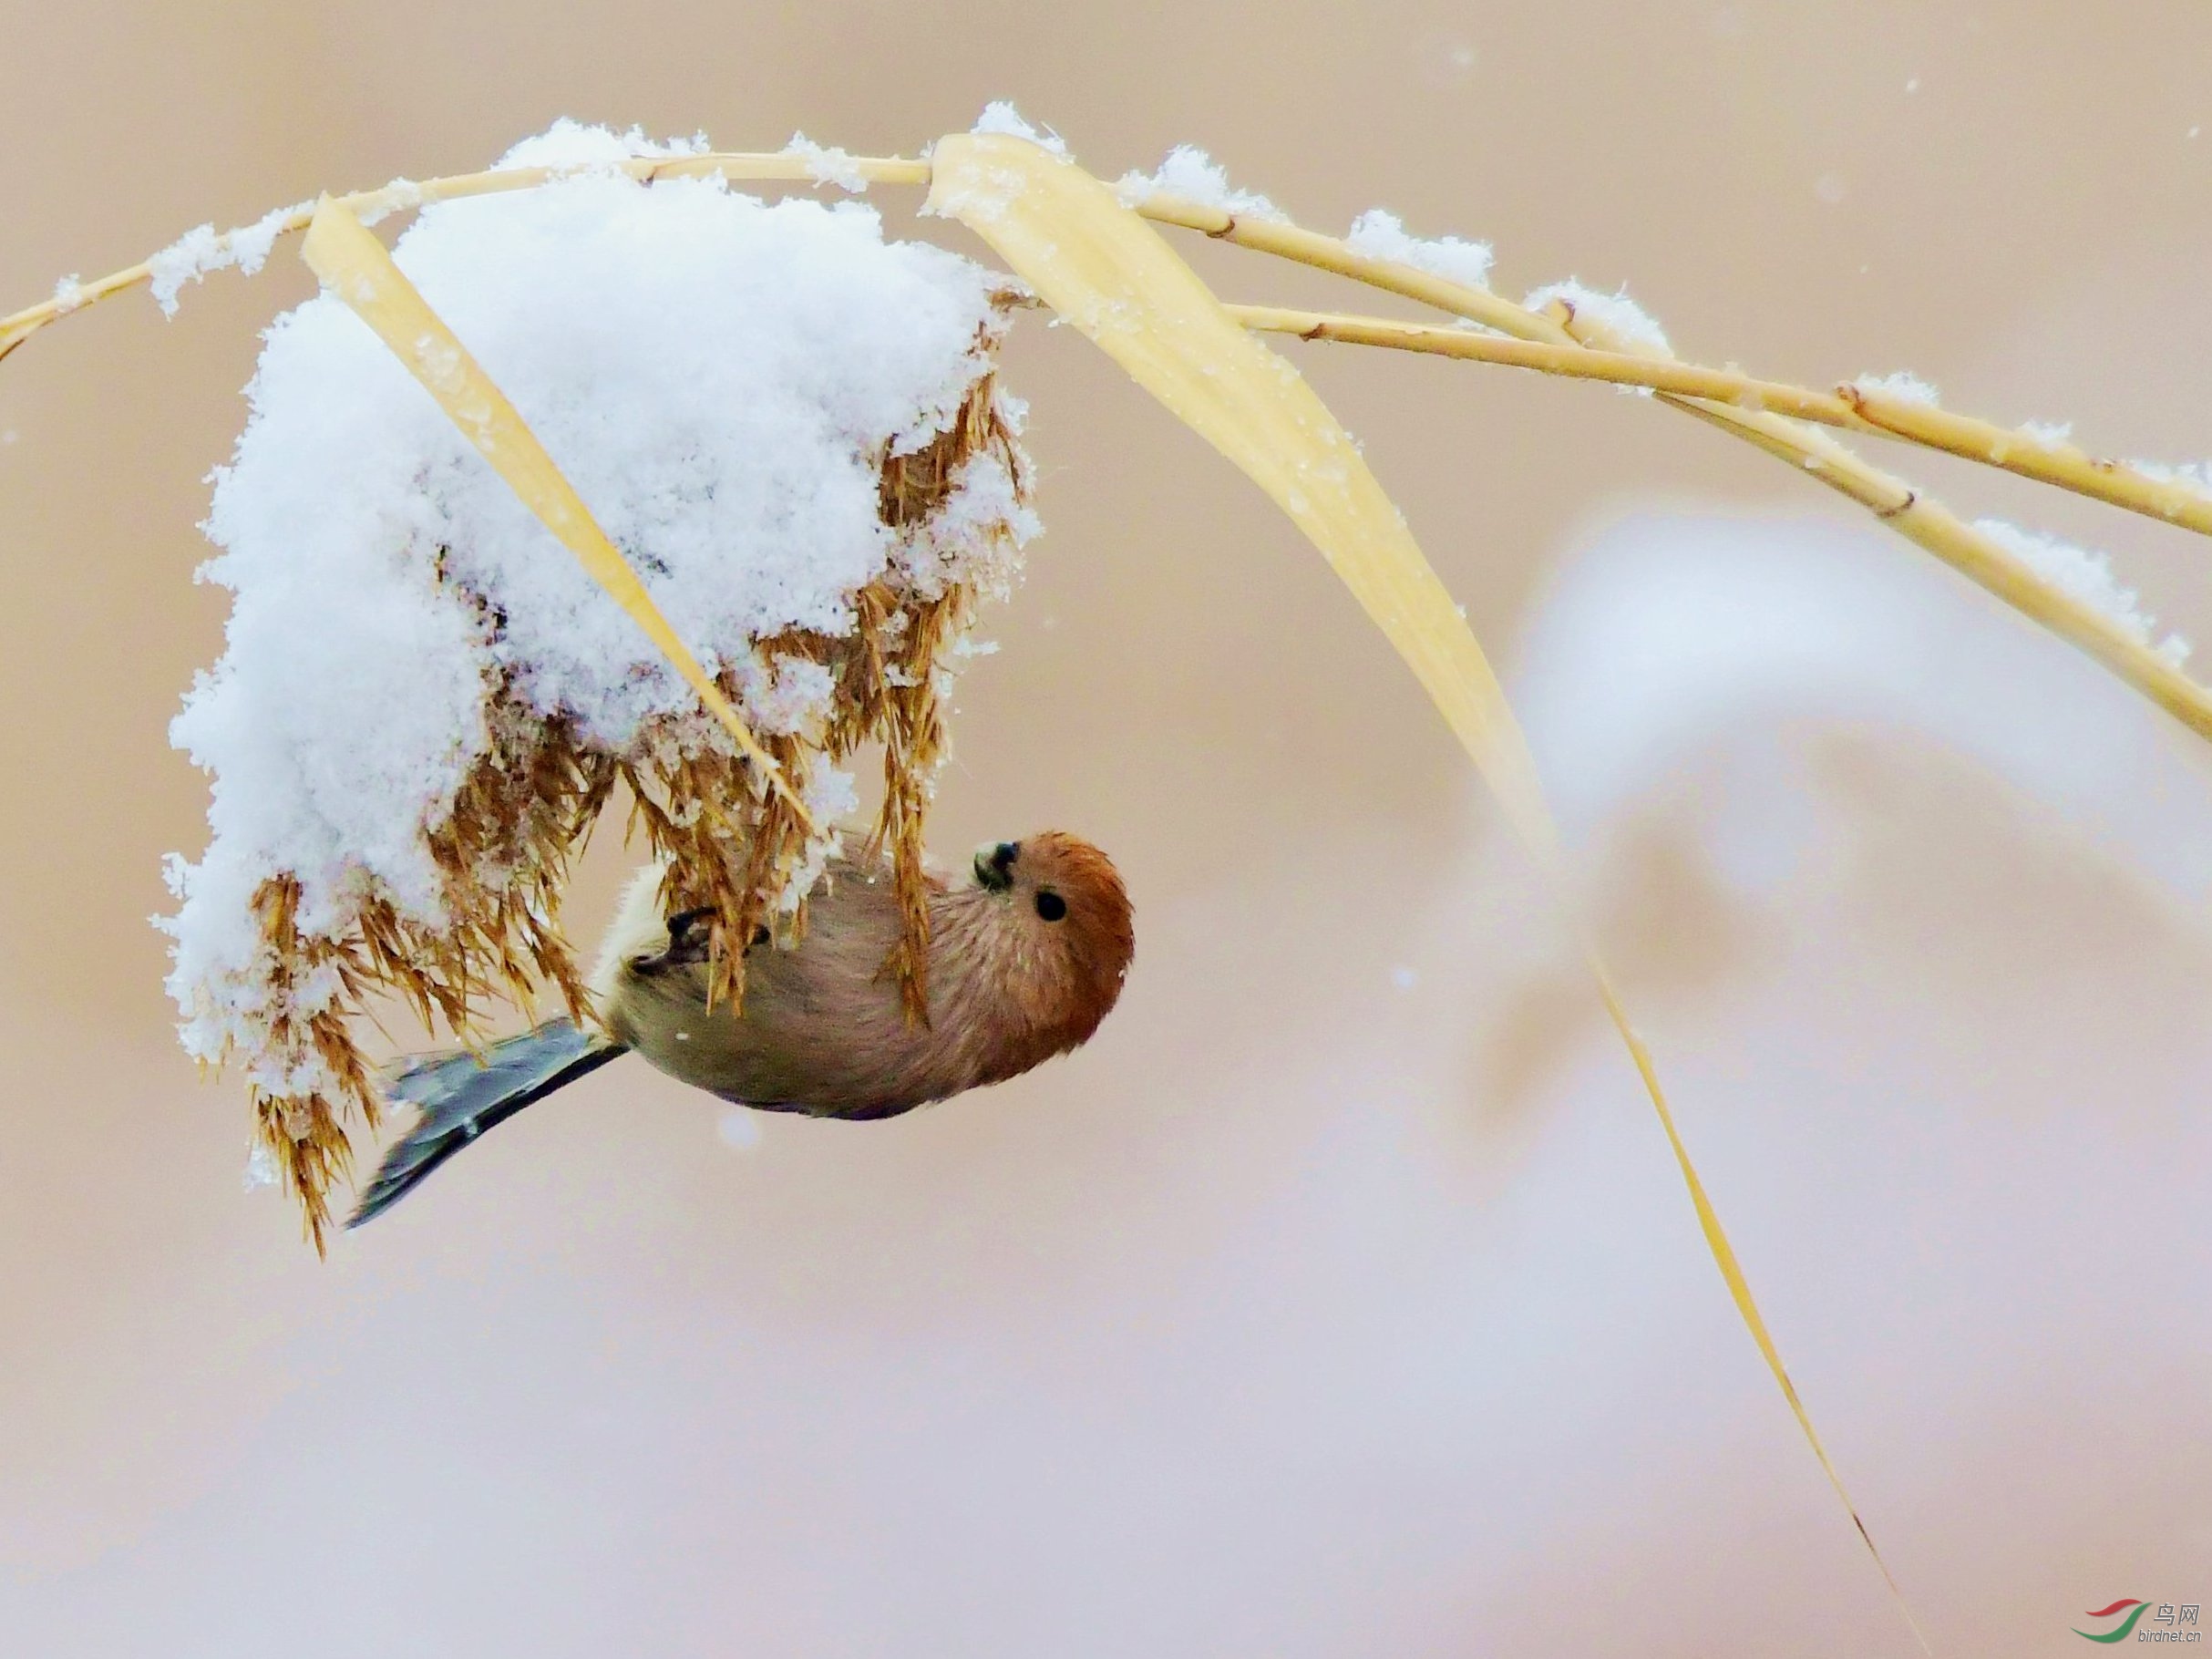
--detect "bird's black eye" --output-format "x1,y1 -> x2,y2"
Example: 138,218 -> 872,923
1034,890 -> 1067,922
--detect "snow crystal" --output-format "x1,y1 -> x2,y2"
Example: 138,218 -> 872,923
1854,370 -> 1940,407
783,131 -> 869,192
162,121 -> 1030,1070
2019,419 -> 2073,448
1345,209 -> 1494,294
1523,279 -> 1672,359
147,202 -> 308,316
1115,145 -> 1287,223
1974,518 -> 2190,666
51,273 -> 87,314
972,101 -> 1069,158
242,1140 -> 279,1190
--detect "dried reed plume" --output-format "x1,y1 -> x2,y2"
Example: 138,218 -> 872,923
229,361 -> 1023,1250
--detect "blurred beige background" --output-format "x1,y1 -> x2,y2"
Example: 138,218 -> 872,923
4,3 -> 2211,1654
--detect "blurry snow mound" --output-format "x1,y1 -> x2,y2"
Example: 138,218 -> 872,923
1509,511 -> 2212,904
160,121 -> 1036,1238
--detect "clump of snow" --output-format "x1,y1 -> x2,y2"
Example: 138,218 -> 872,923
225,203 -> 297,275
1115,145 -> 1288,223
737,654 -> 841,737
147,202 -> 309,316
1974,518 -> 2189,666
1523,279 -> 1672,359
2019,418 -> 2073,448
2129,456 -> 2212,503
776,766 -> 868,914
1853,370 -> 1940,407
782,132 -> 868,192
971,101 -> 1068,158
149,225 -> 223,315
501,119 -> 706,172
162,121 -> 1034,1085
1523,281 -> 1672,397
51,273 -> 87,314
1345,209 -> 1494,294
242,1140 -> 278,1191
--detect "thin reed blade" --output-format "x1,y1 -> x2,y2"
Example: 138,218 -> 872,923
929,131 -> 1925,1653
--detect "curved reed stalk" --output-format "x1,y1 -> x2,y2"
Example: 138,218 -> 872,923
6,148 -> 2203,768
1127,191 -> 2212,757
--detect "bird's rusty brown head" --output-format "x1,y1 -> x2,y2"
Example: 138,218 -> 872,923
971,830 -> 1135,1046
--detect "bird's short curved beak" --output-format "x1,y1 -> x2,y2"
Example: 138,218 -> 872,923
972,840 -> 1018,891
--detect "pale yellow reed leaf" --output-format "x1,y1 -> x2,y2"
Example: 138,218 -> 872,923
296,196 -> 809,827
930,132 -> 1928,1654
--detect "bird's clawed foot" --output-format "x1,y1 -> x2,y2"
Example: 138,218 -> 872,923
627,906 -> 715,976
627,907 -> 779,977
664,906 -> 716,963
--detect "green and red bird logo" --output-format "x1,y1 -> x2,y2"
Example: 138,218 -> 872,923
2075,1600 -> 2150,1643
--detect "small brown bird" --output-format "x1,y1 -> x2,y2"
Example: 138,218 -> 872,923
346,832 -> 1134,1227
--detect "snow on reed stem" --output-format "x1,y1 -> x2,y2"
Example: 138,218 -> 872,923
13,139 -> 2207,560
926,131 -> 1929,1653
1147,186 -> 2206,764
1218,304 -> 2212,538
6,136 -> 2206,588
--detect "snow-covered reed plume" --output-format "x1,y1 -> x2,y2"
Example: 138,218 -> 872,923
161,123 -> 1036,1242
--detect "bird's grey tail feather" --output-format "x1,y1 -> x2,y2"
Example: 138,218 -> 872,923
346,1020 -> 627,1230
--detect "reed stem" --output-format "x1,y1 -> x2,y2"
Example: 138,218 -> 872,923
0,152 -> 931,358
1131,191 -> 2212,747
1224,303 -> 2212,538
8,149 -> 2205,752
